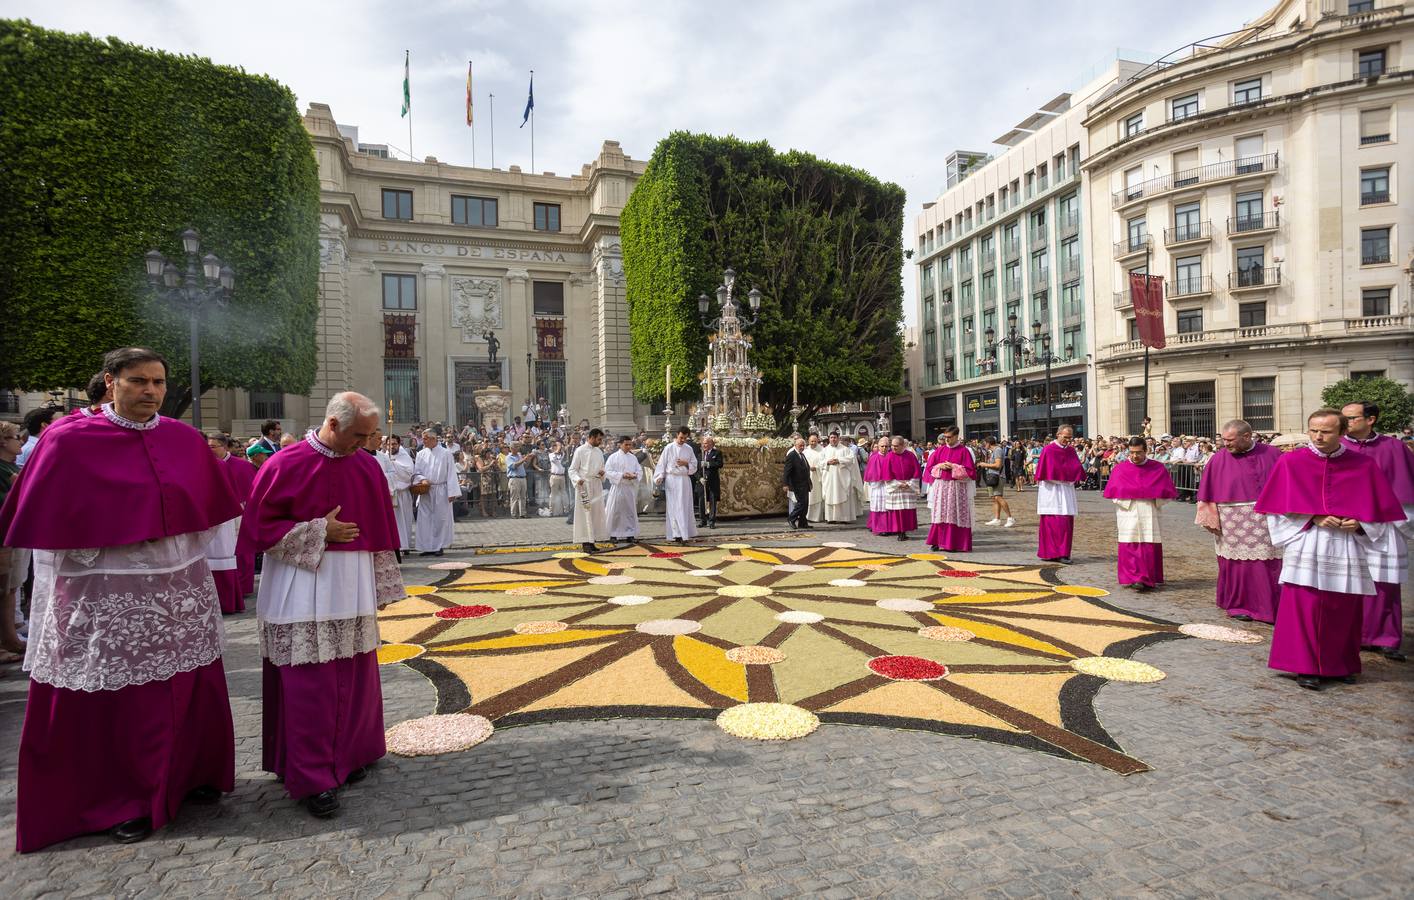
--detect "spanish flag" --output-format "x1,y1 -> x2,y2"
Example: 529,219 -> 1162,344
465,61 -> 473,126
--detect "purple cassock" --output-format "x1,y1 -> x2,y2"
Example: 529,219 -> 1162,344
1034,441 -> 1084,561
863,452 -> 887,533
923,443 -> 976,551
211,452 -> 257,614
1103,458 -> 1177,588
1341,433 -> 1414,651
237,432 -> 403,801
875,450 -> 922,535
1256,446 -> 1403,678
1195,442 -> 1284,623
0,404 -> 240,852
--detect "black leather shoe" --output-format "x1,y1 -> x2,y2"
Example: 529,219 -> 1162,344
433,550 -> 444,557
344,766 -> 370,785
1338,674 -> 1358,684
1232,614 -> 1254,622
186,785 -> 222,805
582,543 -> 596,553
897,533 -> 908,541
1381,648 -> 1407,662
1058,556 -> 1072,564
305,790 -> 340,819
1296,675 -> 1321,690
111,817 -> 153,844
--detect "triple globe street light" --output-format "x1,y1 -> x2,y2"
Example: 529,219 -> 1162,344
144,228 -> 235,430
985,311 -> 1065,440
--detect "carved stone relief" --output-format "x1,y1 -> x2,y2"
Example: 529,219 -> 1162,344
450,276 -> 503,343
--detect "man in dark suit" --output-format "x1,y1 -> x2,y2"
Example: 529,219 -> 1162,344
699,435 -> 724,528
783,436 -> 813,529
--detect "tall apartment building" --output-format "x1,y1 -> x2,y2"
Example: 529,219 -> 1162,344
906,58 -> 1148,442
1084,0 -> 1413,438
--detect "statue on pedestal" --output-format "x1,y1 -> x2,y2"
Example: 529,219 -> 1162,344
483,331 -> 500,385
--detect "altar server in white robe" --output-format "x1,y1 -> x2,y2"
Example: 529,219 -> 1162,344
654,426 -> 699,543
569,428 -> 609,552
803,433 -> 827,523
604,435 -> 644,543
377,434 -> 416,551
412,431 -> 458,556
821,432 -> 861,522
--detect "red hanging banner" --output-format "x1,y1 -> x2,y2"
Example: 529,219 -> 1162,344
1130,272 -> 1166,349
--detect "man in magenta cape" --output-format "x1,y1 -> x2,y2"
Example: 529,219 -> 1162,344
1340,401 -> 1414,661
207,432 -> 257,614
1103,437 -> 1177,590
238,391 -> 403,818
1035,427 -> 1084,563
0,347 -> 239,851
878,435 -> 922,540
1195,420 -> 1284,623
923,427 -> 975,551
1256,409 -> 1402,689
863,438 -> 889,534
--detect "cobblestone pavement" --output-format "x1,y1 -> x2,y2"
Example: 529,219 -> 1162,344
2,490 -> 1410,898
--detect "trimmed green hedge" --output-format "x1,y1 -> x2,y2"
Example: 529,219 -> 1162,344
0,20 -> 319,407
1321,376 -> 1414,432
621,132 -> 905,425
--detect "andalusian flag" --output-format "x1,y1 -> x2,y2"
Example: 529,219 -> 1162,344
472,60 -> 483,125
400,50 -> 411,118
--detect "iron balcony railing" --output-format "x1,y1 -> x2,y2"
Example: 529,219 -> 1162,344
1228,211 -> 1280,234
1114,289 -> 1134,309
1029,227 -> 1049,247
1060,258 -> 1083,283
1360,132 -> 1391,145
1166,275 -> 1214,297
1164,221 -> 1213,245
1356,60 -> 1387,78
1361,189 -> 1390,205
1003,238 -> 1021,261
1229,266 -> 1282,289
1362,247 -> 1392,265
1114,235 -> 1151,257
1004,280 -> 1023,301
1114,152 -> 1279,207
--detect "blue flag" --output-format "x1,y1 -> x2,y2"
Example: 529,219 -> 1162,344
520,72 -> 533,127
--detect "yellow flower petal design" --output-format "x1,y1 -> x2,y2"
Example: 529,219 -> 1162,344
404,585 -> 438,596
673,636 -> 748,701
929,613 -> 1074,657
572,559 -> 611,576
717,703 -> 819,740
377,643 -> 425,665
740,549 -> 783,564
1055,585 -> 1111,597
450,579 -> 580,592
440,628 -> 627,651
934,591 -> 1053,605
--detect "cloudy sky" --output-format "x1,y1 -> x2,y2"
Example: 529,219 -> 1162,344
10,0 -> 1252,325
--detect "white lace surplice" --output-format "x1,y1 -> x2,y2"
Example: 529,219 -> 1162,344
1266,513 -> 1386,595
1111,498 -> 1165,543
25,531 -> 225,692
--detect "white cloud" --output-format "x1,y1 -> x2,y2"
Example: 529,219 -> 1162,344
8,0 -> 1248,326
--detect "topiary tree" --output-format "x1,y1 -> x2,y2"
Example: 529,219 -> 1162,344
1321,376 -> 1414,433
621,132 -> 905,432
0,20 -> 319,417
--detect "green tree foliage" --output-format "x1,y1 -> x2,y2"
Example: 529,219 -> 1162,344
1321,376 -> 1414,433
0,20 -> 319,415
621,132 -> 905,428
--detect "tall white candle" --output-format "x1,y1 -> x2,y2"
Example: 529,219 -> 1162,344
792,364 -> 798,405
666,364 -> 671,407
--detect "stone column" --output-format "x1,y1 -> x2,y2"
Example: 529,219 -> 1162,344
592,237 -> 636,434
1215,365 -> 1241,429
312,214 -> 352,430
421,262 -> 448,422
504,268 -> 531,399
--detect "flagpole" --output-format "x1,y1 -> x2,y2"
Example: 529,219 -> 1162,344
1142,243 -> 1151,428
530,69 -> 536,173
406,49 -> 414,160
469,60 -> 476,168
489,93 -> 496,168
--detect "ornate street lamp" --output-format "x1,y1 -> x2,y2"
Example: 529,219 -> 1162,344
144,228 -> 234,429
985,310 -> 1047,440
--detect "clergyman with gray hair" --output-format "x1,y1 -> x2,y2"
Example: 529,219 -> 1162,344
237,391 -> 405,818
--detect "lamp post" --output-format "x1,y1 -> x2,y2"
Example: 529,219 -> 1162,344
985,311 -> 1044,441
144,228 -> 234,430
1033,327 -> 1062,439
526,351 -> 533,410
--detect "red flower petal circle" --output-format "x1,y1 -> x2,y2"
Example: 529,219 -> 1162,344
435,604 -> 497,619
937,570 -> 979,577
649,552 -> 685,558
868,655 -> 949,681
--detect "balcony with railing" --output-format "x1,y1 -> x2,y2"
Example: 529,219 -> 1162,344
1114,235 -> 1151,260
1030,265 -> 1050,287
1114,288 -> 1134,310
1029,227 -> 1048,248
1060,257 -> 1083,283
1229,265 -> 1281,292
1113,153 -> 1280,208
1166,274 -> 1214,299
979,282 -> 997,305
1362,247 -> 1392,265
1003,237 -> 1021,261
1004,278 -> 1023,302
1361,189 -> 1391,206
1164,221 -> 1213,247
1228,210 -> 1280,235
1058,211 -> 1080,239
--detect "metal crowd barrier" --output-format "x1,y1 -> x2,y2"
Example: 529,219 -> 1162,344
1091,460 -> 1200,501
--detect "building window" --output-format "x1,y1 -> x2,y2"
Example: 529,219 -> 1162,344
1234,135 -> 1264,173
1239,301 -> 1267,327
1127,317 -> 1141,342
1349,0 -> 1375,10
1361,227 -> 1391,264
384,358 -> 420,423
1172,202 -> 1202,242
1176,308 -> 1203,334
1031,249 -> 1049,284
1360,107 -> 1391,144
248,390 -> 284,420
1124,166 -> 1143,201
1360,167 -> 1390,205
381,189 -> 413,220
1127,216 -> 1148,251
1357,48 -> 1386,78
1124,112 -> 1143,137
382,273 -> 417,310
1241,377 -> 1276,431
1352,369 -> 1385,379
1169,380 -> 1216,438
534,359 -> 566,414
1232,77 -> 1262,106
1061,325 -> 1081,359
533,202 -> 561,232
1235,246 -> 1266,286
1174,256 -> 1204,294
1170,93 -> 1199,122
1126,386 -> 1147,435
960,245 -> 973,271
533,281 -> 565,316
1361,287 -> 1391,317
1173,148 -> 1200,186
1234,191 -> 1264,231
451,195 -> 498,227
1061,283 -> 1082,319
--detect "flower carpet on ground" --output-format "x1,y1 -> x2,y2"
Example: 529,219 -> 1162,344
378,542 -> 1254,773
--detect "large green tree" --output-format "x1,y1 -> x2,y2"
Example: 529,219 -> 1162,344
1322,376 -> 1414,433
0,20 -> 319,416
621,132 -> 905,429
